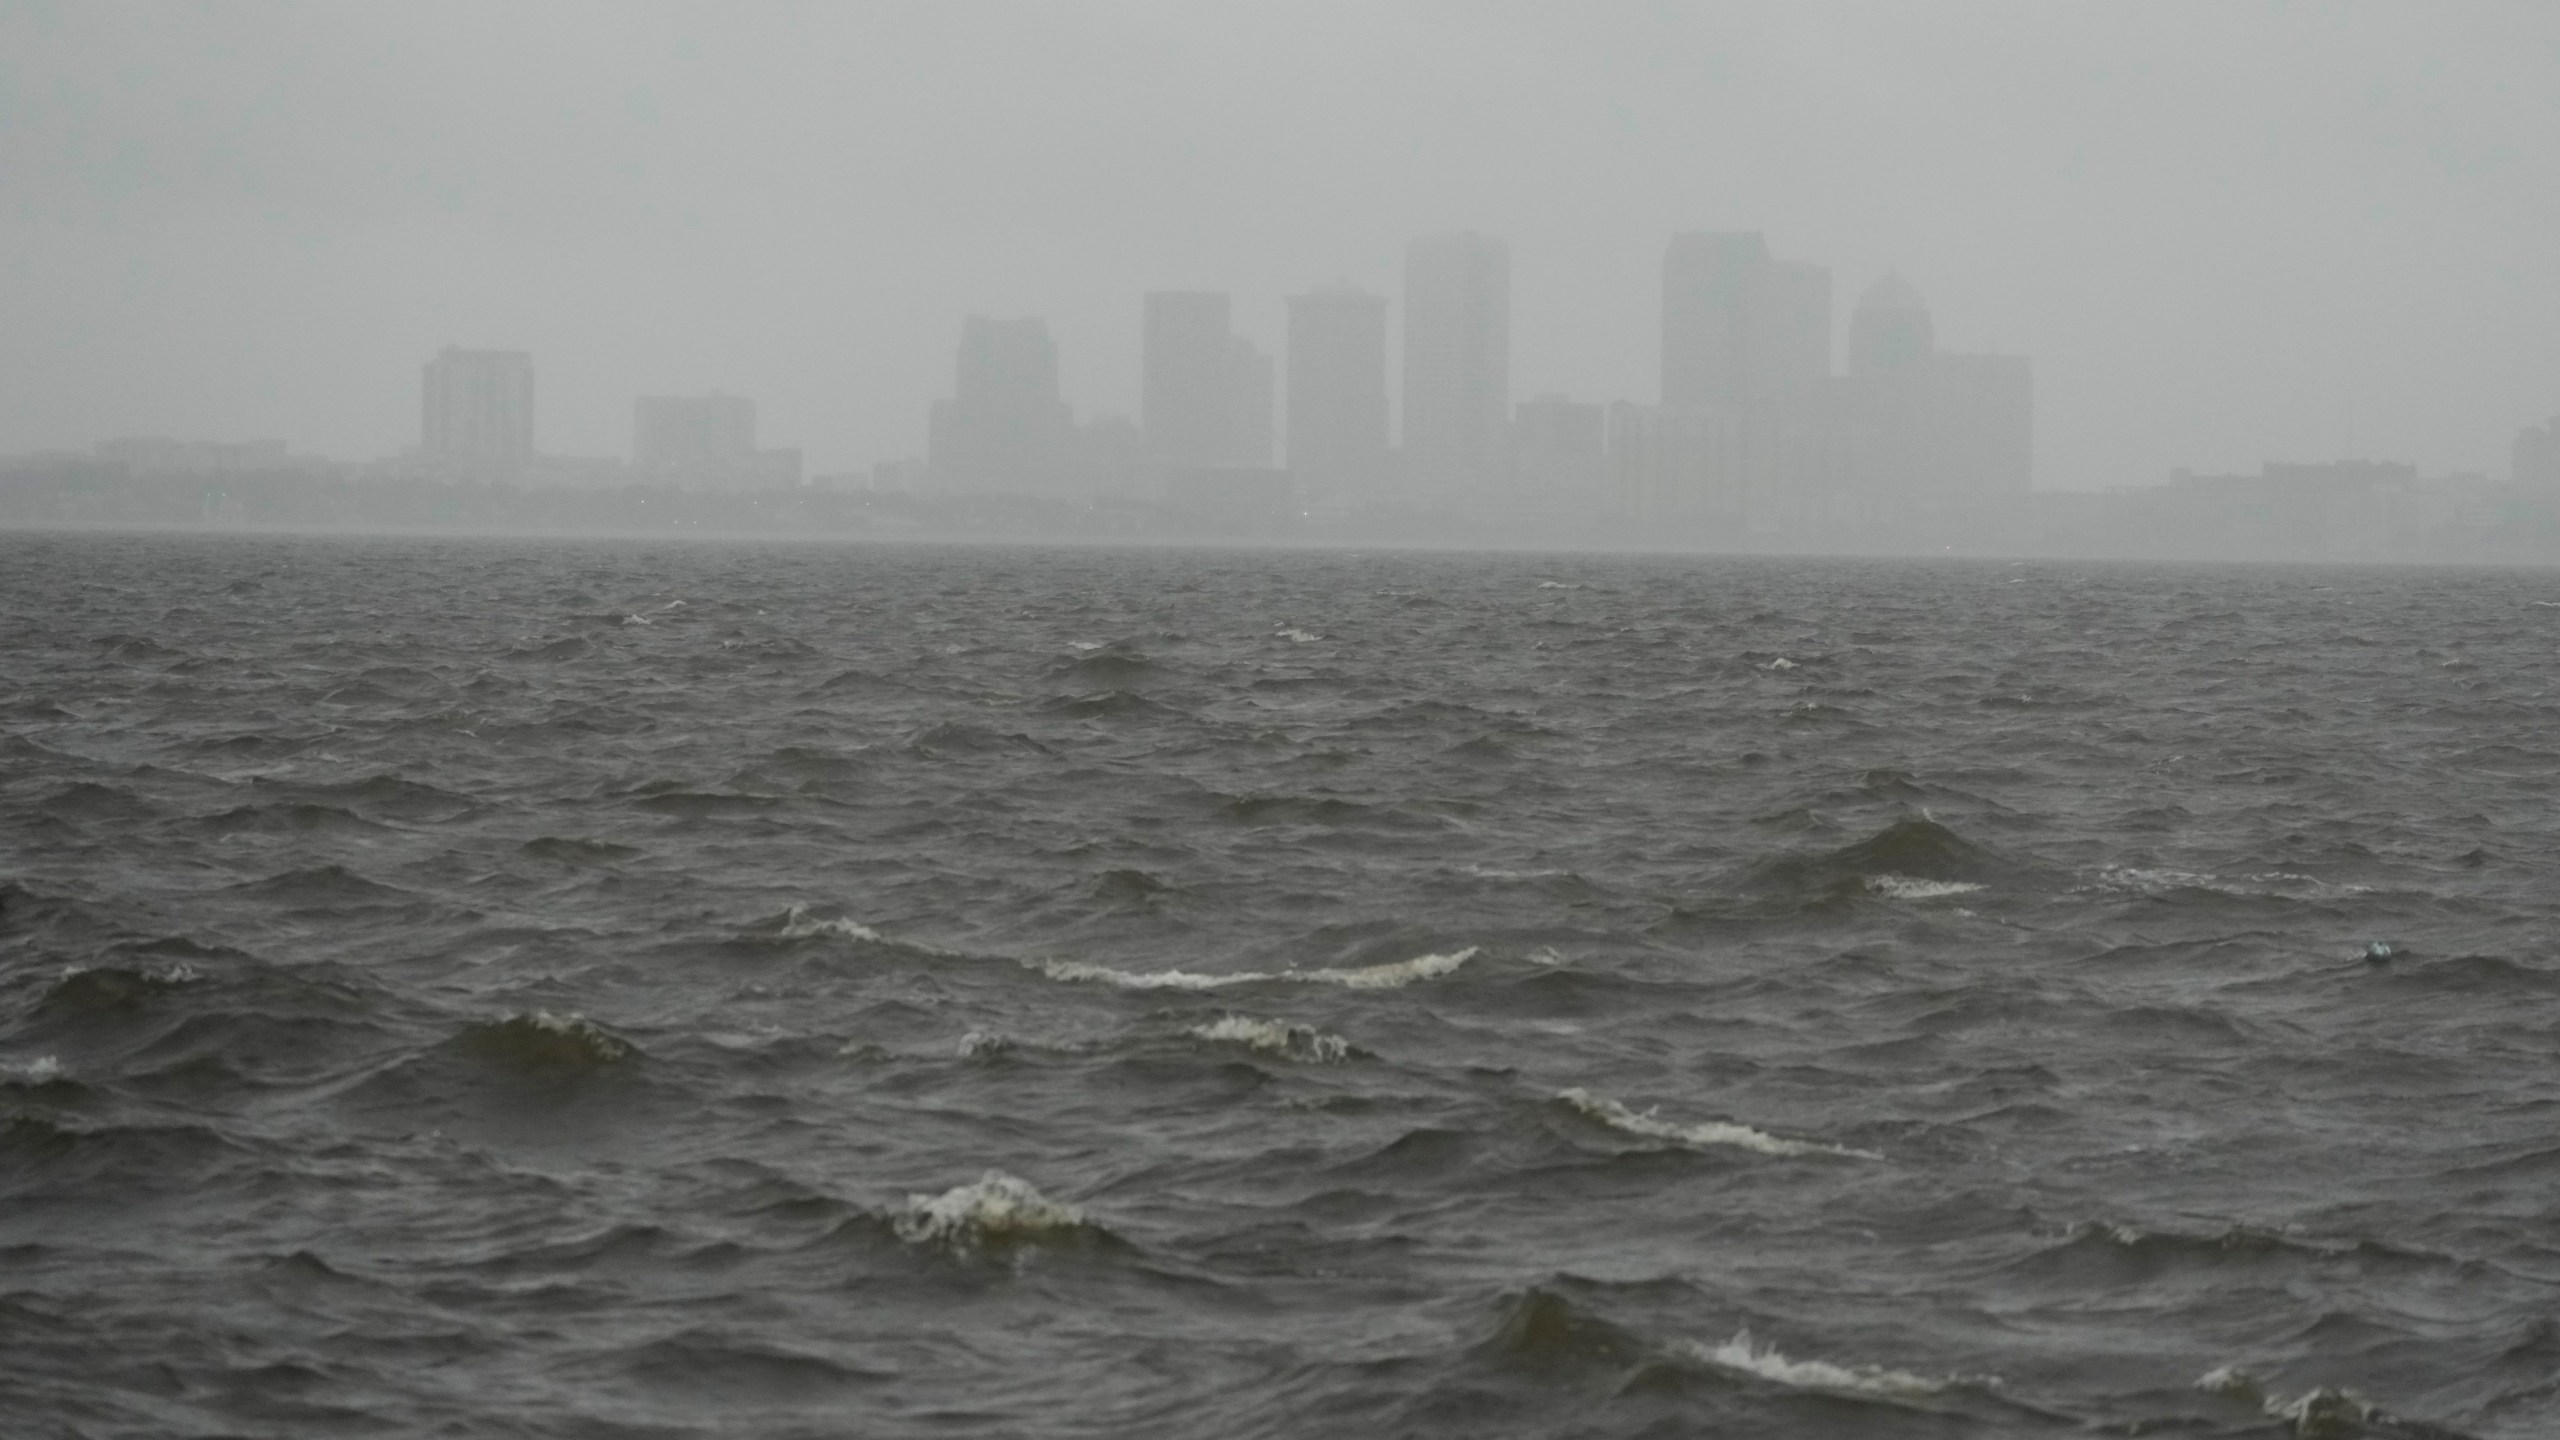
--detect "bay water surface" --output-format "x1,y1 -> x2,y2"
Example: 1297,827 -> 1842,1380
3,531 -> 2557,1437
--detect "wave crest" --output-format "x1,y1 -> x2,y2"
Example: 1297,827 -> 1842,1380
459,1011 -> 633,1073
893,1171 -> 1095,1252
1034,947 -> 1475,992
1187,1015 -> 1351,1063
1559,1088 -> 1877,1160
1698,1329 -> 1973,1399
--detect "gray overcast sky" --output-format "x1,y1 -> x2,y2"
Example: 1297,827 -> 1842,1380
1,0 -> 2552,488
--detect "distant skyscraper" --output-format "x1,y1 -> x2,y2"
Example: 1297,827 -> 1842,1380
1661,233 -> 1830,409
1847,271 -> 1935,377
1286,285 -> 1390,505
928,316 -> 1073,494
422,347 -> 534,471
2516,416 -> 2560,487
1511,394 -> 1606,518
1402,232 -> 1511,490
1143,292 -> 1234,465
1140,291 -> 1273,468
635,393 -> 756,468
1842,272 -> 2029,496
633,392 -> 800,491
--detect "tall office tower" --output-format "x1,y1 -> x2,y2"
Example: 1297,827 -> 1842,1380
1285,285 -> 1390,504
1661,233 -> 1831,409
1227,336 -> 1275,468
1143,292 -> 1236,465
635,393 -> 756,468
2516,417 -> 2560,488
422,347 -> 534,471
1847,271 -> 1936,377
1402,232 -> 1511,490
927,316 -> 1074,493
1839,271 -> 2031,498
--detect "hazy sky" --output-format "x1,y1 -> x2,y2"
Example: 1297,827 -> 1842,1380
2,1 -> 2552,488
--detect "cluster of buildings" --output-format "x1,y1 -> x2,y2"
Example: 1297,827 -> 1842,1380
414,346 -> 802,491
8,227 -> 2555,555
917,230 -> 2033,542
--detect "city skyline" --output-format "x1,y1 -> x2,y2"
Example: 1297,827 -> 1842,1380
0,4 -> 2547,490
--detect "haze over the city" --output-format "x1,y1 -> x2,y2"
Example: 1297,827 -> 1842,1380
2,0 -> 2551,489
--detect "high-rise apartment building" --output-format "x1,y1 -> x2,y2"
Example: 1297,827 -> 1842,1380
1840,272 -> 2030,497
928,316 -> 1074,494
1285,285 -> 1390,506
1661,233 -> 1830,409
1402,233 -> 1511,491
422,347 -> 534,472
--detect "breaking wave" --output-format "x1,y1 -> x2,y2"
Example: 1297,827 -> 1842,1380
893,1171 -> 1100,1253
1865,874 -> 1986,900
773,905 -> 884,943
1034,947 -> 1477,992
457,1011 -> 634,1073
1186,1014 -> 1352,1063
1697,1329 -> 1975,1399
1559,1088 -> 1878,1160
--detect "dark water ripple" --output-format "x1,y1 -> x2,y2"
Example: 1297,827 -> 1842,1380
4,531 -> 2559,1437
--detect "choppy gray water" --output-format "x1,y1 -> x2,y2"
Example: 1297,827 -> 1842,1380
3,531 -> 2557,1438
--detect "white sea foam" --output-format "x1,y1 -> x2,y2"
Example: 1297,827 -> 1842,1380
1535,580 -> 1585,590
1865,874 -> 1985,900
522,1010 -> 631,1060
1560,1088 -> 1878,1160
1767,656 -> 1798,670
1,1055 -> 64,1083
956,1029 -> 1013,1059
1187,1014 -> 1350,1063
1275,626 -> 1321,643
775,904 -> 884,943
1697,1330 -> 1970,1399
894,1170 -> 1087,1249
1033,946 -> 1476,992
2196,1366 -> 2373,1436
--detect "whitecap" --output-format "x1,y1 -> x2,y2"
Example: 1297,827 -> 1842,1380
1274,626 -> 1321,643
1697,1329 -> 1972,1399
956,1029 -> 1013,1059
1033,946 -> 1475,992
1865,874 -> 1985,900
1767,656 -> 1797,670
775,904 -> 884,943
1560,1088 -> 1878,1160
522,1010 -> 631,1060
1187,1014 -> 1350,1063
894,1170 -> 1087,1249
1,1055 -> 64,1083
1535,580 -> 1584,590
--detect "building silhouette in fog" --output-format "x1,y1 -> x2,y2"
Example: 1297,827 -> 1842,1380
1285,284 -> 1391,513
1511,395 -> 1607,521
422,347 -> 534,474
632,392 -> 801,491
1402,233 -> 1511,500
928,316 -> 1074,495
1839,272 -> 2031,503
1141,291 -> 1274,468
1661,231 -> 1830,409
2517,416 -> 2560,488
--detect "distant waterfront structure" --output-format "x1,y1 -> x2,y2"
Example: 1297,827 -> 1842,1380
1141,291 -> 1274,468
2516,416 -> 2560,487
1285,284 -> 1391,511
632,392 -> 801,491
421,347 -> 534,474
1661,231 -> 1830,409
1402,233 -> 1511,500
928,316 -> 1074,495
